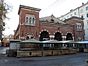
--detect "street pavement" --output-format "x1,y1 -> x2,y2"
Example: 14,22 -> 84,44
0,52 -> 88,66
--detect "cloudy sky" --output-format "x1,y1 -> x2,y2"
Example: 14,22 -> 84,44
3,0 -> 88,35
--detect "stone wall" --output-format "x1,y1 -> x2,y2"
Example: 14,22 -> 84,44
17,49 -> 77,57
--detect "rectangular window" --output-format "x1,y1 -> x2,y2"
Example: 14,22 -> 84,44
70,14 -> 72,16
87,20 -> 88,25
81,15 -> 84,19
86,14 -> 88,18
74,12 -> 76,15
86,6 -> 88,11
76,23 -> 82,31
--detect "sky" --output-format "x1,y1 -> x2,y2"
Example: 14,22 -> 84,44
3,0 -> 88,36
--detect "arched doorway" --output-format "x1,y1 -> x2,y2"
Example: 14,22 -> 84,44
39,31 -> 50,41
39,31 -> 50,49
66,33 -> 73,40
66,33 -> 73,48
54,32 -> 62,48
54,32 -> 62,41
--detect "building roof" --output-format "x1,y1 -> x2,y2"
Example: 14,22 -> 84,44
64,16 -> 83,22
18,5 -> 41,14
40,14 -> 65,24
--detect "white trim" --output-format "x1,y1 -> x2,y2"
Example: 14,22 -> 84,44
62,35 -> 66,40
54,31 -> 62,35
49,33 -> 50,35
44,29 -> 47,31
25,14 -> 36,26
39,35 -> 40,37
40,29 -> 49,34
39,32 -> 41,34
54,33 -> 55,35
66,32 -> 73,35
50,35 -> 54,38
62,33 -> 63,35
73,37 -> 74,41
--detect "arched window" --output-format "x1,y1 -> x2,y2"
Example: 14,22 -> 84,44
66,33 -> 73,40
32,18 -> 35,24
26,36 -> 29,40
25,14 -> 35,25
54,32 -> 62,41
29,17 -> 31,24
25,17 -> 28,23
39,31 -> 50,41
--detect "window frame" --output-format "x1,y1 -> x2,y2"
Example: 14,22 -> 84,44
87,13 -> 88,18
86,6 -> 88,11
25,14 -> 35,26
76,23 -> 82,31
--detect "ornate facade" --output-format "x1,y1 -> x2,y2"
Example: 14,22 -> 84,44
14,5 -> 85,41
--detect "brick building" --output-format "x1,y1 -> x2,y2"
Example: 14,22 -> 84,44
14,5 -> 85,41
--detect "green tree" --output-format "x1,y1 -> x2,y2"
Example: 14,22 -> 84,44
0,0 -> 9,39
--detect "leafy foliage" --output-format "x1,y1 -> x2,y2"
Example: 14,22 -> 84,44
0,0 -> 10,32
